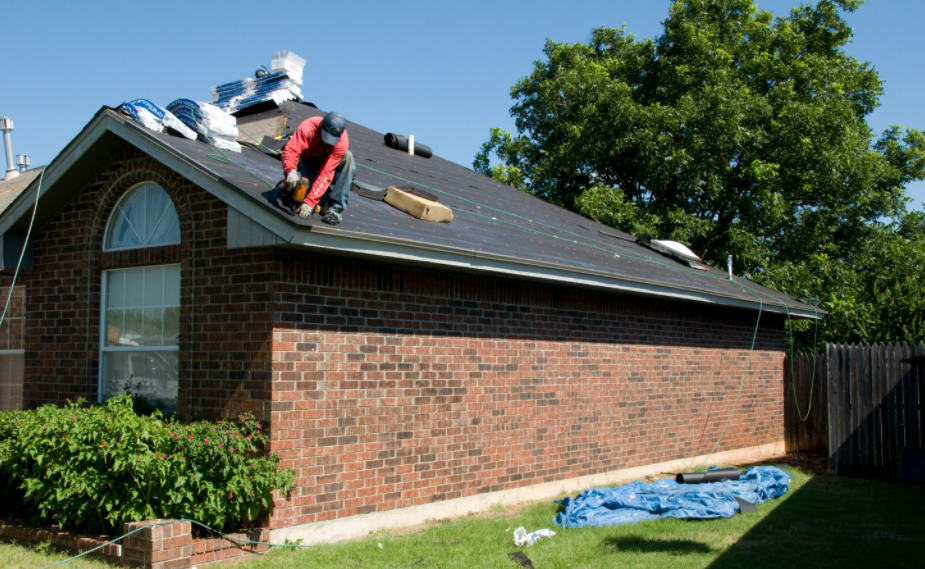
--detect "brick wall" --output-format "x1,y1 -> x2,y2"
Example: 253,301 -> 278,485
21,148 -> 275,420
267,253 -> 786,529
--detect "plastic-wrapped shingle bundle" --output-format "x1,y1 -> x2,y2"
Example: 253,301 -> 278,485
165,99 -> 241,153
120,99 -> 198,140
210,51 -> 305,113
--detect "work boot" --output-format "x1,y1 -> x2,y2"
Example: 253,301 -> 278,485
322,210 -> 342,225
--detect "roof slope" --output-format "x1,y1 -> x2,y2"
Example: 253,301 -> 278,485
0,169 -> 42,215
0,103 -> 821,318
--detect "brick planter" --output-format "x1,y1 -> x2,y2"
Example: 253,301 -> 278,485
0,518 -> 269,568
0,518 -> 122,565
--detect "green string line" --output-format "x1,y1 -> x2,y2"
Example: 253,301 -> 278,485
37,519 -> 315,569
238,127 -> 281,156
0,166 -> 46,331
459,208 -> 620,257
204,134 -> 275,189
785,301 -> 820,422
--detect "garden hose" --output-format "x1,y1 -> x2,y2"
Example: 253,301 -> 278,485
0,166 -> 45,331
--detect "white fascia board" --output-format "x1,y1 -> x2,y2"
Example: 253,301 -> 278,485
289,225 -> 824,320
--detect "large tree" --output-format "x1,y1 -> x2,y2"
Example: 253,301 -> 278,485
475,0 -> 925,350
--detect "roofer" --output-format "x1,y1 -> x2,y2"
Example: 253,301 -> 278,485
282,111 -> 354,225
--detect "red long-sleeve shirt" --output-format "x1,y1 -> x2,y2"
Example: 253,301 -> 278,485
281,116 -> 350,208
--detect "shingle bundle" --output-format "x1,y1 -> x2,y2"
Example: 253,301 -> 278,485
165,99 -> 241,153
210,51 -> 305,114
120,99 -> 198,140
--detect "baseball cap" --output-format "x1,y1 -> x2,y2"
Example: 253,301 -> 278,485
321,112 -> 346,146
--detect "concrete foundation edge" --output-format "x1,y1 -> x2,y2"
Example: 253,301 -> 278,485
270,440 -> 784,545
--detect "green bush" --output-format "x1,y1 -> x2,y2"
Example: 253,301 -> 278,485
0,395 -> 294,534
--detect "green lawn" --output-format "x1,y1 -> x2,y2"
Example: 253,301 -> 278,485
0,539 -> 113,569
5,458 -> 924,569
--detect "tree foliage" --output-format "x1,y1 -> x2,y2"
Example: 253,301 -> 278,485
475,0 -> 925,350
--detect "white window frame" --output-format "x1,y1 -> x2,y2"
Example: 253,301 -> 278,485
103,182 -> 181,253
97,264 -> 181,404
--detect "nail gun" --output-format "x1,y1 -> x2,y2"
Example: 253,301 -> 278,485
278,176 -> 312,216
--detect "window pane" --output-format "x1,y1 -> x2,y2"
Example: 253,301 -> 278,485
144,268 -> 164,307
164,266 -> 181,305
122,309 -> 143,347
108,209 -> 144,249
163,306 -> 180,346
142,307 -> 163,347
146,187 -> 182,245
107,271 -> 125,309
124,269 -> 144,308
106,309 -> 124,347
102,351 -> 178,415
105,183 -> 181,250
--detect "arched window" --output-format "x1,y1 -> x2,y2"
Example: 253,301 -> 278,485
100,183 -> 181,414
104,182 -> 181,251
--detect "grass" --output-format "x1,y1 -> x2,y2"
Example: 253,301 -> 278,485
4,456 -> 924,568
0,538 -> 113,569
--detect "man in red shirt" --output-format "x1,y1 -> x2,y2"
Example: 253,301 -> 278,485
281,111 -> 354,224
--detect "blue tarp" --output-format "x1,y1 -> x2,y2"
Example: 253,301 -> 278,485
554,466 -> 790,529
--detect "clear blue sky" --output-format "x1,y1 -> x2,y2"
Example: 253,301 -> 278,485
2,0 -> 922,210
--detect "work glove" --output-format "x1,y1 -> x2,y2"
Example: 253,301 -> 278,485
299,203 -> 313,219
285,170 -> 300,189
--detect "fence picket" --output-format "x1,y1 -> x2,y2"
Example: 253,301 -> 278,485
847,344 -> 861,474
903,344 -> 919,450
859,344 -> 872,476
814,354 -> 827,455
918,344 -> 925,449
871,343 -> 882,478
887,343 -> 901,478
827,343 -> 839,475
838,344 -> 851,474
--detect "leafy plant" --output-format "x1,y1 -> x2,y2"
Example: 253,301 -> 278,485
0,395 -> 293,535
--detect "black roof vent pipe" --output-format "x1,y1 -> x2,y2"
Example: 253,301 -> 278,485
384,133 -> 432,158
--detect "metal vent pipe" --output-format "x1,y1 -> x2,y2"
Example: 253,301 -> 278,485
16,154 -> 30,173
0,117 -> 18,181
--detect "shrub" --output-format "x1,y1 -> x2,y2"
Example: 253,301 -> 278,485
0,395 -> 294,534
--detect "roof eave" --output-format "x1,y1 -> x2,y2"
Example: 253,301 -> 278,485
288,223 -> 824,320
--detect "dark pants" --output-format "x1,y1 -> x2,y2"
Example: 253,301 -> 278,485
297,150 -> 354,214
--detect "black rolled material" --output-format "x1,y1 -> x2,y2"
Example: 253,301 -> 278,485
384,133 -> 433,158
395,184 -> 438,202
675,467 -> 741,484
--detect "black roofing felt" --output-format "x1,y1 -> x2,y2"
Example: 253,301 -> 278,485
122,102 -> 816,314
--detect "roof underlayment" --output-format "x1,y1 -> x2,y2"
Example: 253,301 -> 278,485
0,102 -> 822,319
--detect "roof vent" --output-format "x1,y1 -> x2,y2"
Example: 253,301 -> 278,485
637,234 -> 707,269
15,154 -> 30,173
0,117 -> 19,181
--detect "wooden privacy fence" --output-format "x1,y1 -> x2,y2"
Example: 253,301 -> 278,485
785,343 -> 925,477
783,353 -> 828,456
